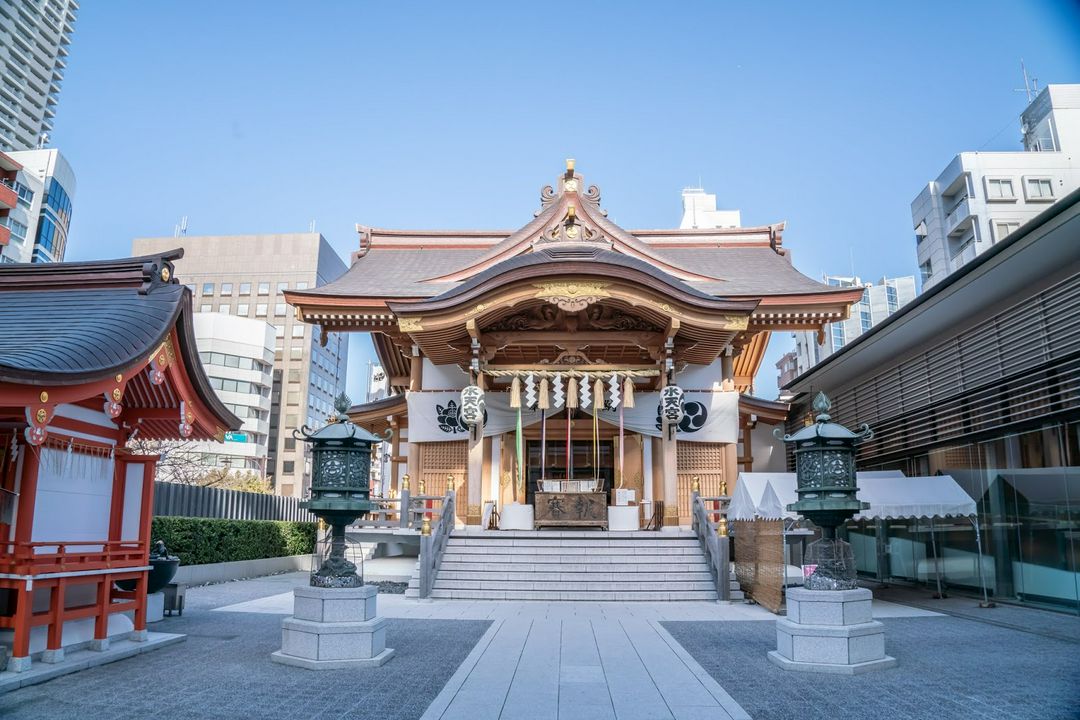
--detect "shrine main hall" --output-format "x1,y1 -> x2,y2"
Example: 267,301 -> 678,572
286,163 -> 863,530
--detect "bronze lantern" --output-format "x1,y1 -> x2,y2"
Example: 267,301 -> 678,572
296,393 -> 382,588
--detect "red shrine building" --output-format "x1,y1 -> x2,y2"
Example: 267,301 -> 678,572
287,163 -> 864,530
0,252 -> 238,672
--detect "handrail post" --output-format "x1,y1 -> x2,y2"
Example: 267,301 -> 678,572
399,487 -> 411,528
717,529 -> 730,601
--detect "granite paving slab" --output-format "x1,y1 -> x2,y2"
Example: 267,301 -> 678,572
0,573 -> 490,720
663,615 -> 1080,720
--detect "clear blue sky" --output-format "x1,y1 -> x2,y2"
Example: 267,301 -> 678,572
51,1 -> 1080,400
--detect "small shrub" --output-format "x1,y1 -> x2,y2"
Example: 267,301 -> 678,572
150,517 -> 317,565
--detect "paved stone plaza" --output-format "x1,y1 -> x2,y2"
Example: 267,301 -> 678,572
1,572 -> 1077,720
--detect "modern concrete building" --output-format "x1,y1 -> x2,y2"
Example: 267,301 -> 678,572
132,233 -> 349,498
0,0 -> 78,152
0,147 -> 74,263
679,187 -> 741,229
784,188 -> 1080,613
912,84 -> 1080,289
787,275 -> 917,379
179,313 -> 275,478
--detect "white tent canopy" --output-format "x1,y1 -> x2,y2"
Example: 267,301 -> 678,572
730,471 -> 976,521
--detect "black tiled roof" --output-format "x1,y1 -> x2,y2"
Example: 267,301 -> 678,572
0,284 -> 184,383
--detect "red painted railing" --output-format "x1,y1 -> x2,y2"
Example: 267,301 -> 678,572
0,540 -> 147,575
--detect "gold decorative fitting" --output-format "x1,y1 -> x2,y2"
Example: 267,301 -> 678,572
691,476 -> 700,493
186,412 -> 194,423
39,391 -> 48,403
565,158 -> 575,174
418,477 -> 426,494
115,374 -> 123,383
720,479 -> 728,496
534,281 -> 610,312
564,178 -> 579,193
420,516 -> 431,537
35,408 -> 47,424
717,516 -> 729,537
398,317 -> 424,333
401,474 -> 410,491
567,205 -> 577,221
160,266 -> 171,282
112,388 -> 122,402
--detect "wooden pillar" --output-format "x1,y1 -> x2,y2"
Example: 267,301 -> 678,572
133,460 -> 156,635
13,445 -> 40,544
721,348 -> 735,392
46,578 -> 66,653
389,417 -> 401,496
407,345 -> 423,483
11,582 -> 31,661
723,443 -> 738,494
94,575 -> 111,642
660,376 -> 679,529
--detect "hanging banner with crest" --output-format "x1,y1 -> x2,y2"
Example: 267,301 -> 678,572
406,390 -> 738,444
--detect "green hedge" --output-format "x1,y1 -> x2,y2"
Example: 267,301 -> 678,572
150,517 -> 317,566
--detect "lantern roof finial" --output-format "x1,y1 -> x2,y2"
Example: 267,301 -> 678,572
812,391 -> 832,422
334,392 -> 352,419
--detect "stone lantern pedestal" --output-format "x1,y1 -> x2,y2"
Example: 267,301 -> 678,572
271,585 -> 395,669
768,588 -> 895,674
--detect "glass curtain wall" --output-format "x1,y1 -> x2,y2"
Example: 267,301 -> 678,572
850,420 -> 1080,614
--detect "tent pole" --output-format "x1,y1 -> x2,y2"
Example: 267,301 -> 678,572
929,517 -> 945,599
971,516 -> 994,608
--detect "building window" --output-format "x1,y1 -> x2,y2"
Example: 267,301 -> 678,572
993,220 -> 1021,242
277,282 -> 289,294
239,282 -> 252,295
275,303 -> 287,316
200,304 -> 212,313
258,282 -> 270,295
290,347 -> 303,360
288,369 -> 301,383
282,461 -> 295,475
220,282 -> 233,296
287,391 -> 300,405
985,178 -> 1015,201
237,303 -> 250,316
256,303 -> 268,317
275,325 -> 285,338
919,260 -> 933,283
202,282 -> 214,295
284,437 -> 296,451
292,325 -> 305,338
296,282 -> 309,290
1024,177 -> 1054,201
218,305 -> 230,314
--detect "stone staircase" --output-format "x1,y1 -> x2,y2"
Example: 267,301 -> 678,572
406,530 -> 743,601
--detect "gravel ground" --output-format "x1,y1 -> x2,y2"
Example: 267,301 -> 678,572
0,573 -> 489,720
663,616 -> 1080,720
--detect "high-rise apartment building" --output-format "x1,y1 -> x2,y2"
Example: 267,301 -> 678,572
786,275 -> 917,381
0,147 -> 73,262
0,0 -> 78,152
132,233 -> 349,498
912,84 -> 1080,289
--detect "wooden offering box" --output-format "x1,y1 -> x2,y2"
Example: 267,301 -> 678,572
534,492 -> 608,529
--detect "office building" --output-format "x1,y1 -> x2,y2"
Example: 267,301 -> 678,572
679,187 -> 741,229
0,147 -> 74,263
913,84 -> 1080,289
0,0 -> 78,152
788,275 -> 917,378
784,189 -> 1080,612
132,233 -> 349,498
171,313 -> 275,479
